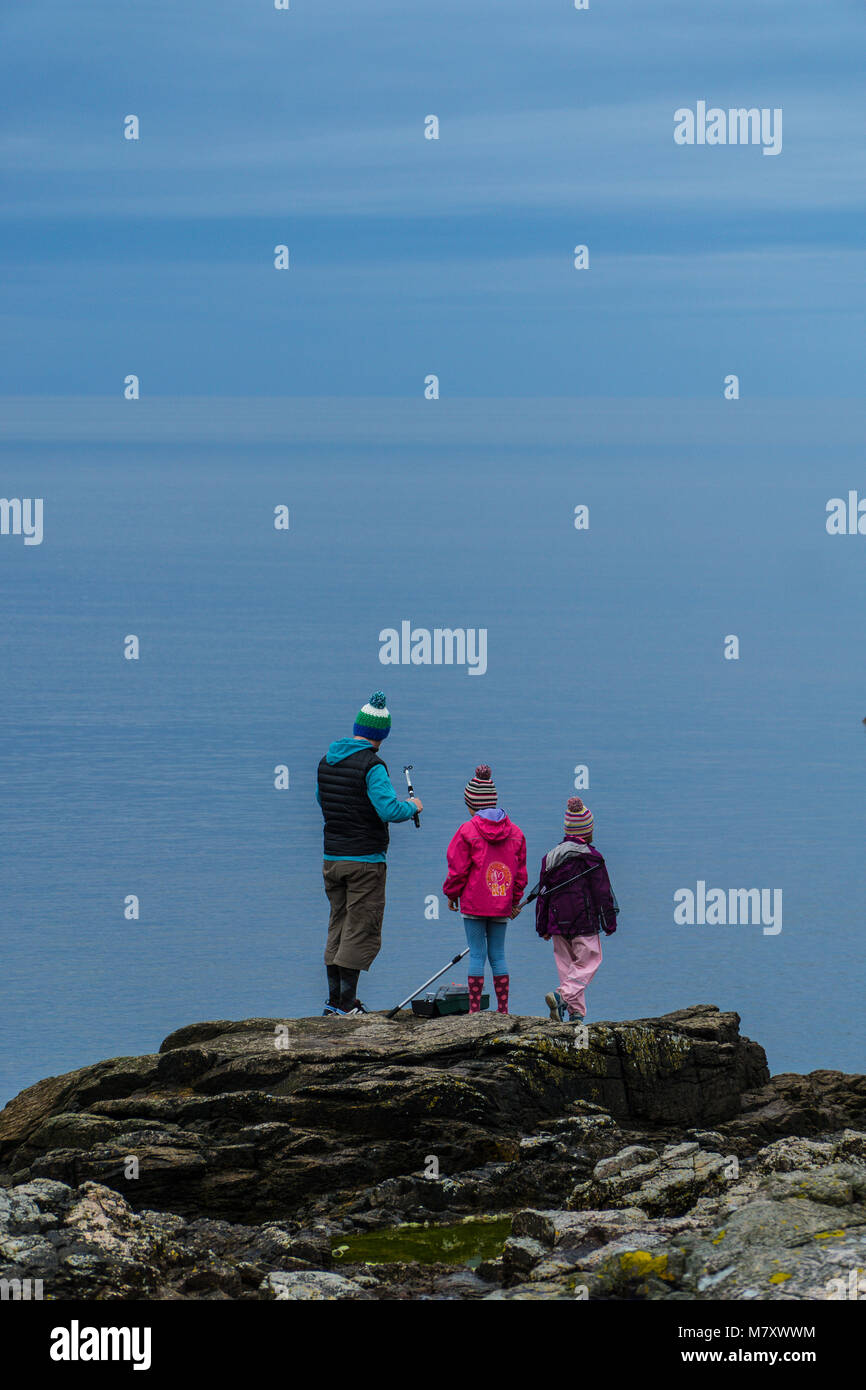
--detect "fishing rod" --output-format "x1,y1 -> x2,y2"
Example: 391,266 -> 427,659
386,948 -> 469,1019
403,763 -> 421,827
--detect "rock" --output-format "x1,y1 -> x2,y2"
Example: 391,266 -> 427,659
260,1270 -> 371,1301
551,1150 -> 866,1302
548,1115 -> 616,1139
753,1137 -> 839,1172
723,1070 -> 866,1143
476,1256 -> 505,1284
759,1164 -> 865,1206
485,1278 -> 588,1301
587,1245 -> 688,1298
627,1159 -> 729,1217
502,1236 -> 548,1273
661,1142 -> 699,1161
0,1177 -> 350,1300
592,1145 -> 658,1181
519,1135 -> 568,1159
0,1005 -> 862,1301
513,1206 -> 651,1249
839,1130 -> 866,1160
262,1225 -> 332,1267
511,1209 -> 556,1245
0,1006 -> 768,1228
0,1058 -> 161,1150
685,1129 -> 724,1147
749,1131 -> 866,1179
570,1137 -> 732,1218
530,1250 -> 588,1281
428,1269 -> 492,1300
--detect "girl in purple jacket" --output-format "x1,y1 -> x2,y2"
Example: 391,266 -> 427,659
533,798 -> 619,1024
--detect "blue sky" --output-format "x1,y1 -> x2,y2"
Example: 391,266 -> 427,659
2,0 -> 865,396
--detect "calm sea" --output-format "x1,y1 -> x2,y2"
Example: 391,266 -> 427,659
1,398 -> 864,1103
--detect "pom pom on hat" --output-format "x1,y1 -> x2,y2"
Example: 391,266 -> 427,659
465,764 -> 498,811
564,796 -> 593,839
354,691 -> 392,741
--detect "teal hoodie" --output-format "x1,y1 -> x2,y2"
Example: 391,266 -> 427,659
316,737 -> 418,862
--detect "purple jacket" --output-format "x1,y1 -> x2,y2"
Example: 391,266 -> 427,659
534,836 -> 619,938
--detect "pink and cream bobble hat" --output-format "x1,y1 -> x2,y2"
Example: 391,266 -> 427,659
565,796 -> 593,839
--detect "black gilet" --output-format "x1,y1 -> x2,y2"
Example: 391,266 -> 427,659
317,746 -> 390,856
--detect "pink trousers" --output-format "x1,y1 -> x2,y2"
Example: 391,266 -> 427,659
553,932 -> 602,1016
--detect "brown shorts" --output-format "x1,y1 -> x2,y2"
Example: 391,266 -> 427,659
323,859 -> 387,972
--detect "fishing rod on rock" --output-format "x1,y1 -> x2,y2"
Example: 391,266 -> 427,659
387,948 -> 469,1019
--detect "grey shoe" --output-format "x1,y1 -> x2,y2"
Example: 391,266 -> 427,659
545,989 -> 567,1022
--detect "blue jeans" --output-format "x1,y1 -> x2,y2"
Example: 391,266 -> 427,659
463,917 -> 508,977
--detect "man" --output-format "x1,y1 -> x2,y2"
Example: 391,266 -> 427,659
316,691 -> 422,1015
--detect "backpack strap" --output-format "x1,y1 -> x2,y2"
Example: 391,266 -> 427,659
525,861 -> 600,904
538,863 -> 601,898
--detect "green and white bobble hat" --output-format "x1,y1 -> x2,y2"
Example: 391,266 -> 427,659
353,691 -> 392,741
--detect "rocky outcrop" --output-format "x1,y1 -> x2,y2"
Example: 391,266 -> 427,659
721,1070 -> 866,1145
0,1179 -> 340,1301
0,1005 -> 861,1301
0,1006 -> 768,1224
491,1130 -> 866,1301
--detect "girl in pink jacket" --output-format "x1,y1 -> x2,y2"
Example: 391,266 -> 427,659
442,766 -> 527,1014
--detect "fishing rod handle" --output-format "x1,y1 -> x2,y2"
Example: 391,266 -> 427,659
403,765 -> 421,827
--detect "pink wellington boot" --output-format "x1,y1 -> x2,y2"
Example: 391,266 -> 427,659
493,974 -> 510,1015
467,976 -> 484,1013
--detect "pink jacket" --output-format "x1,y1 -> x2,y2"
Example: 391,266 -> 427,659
443,811 -> 528,918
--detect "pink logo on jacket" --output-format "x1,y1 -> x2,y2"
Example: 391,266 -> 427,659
443,812 -> 527,917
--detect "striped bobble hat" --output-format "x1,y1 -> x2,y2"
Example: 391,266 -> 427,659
565,796 -> 593,839
464,764 -> 498,811
353,691 -> 392,742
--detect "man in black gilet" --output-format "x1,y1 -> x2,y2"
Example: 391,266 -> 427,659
315,691 -> 422,1014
